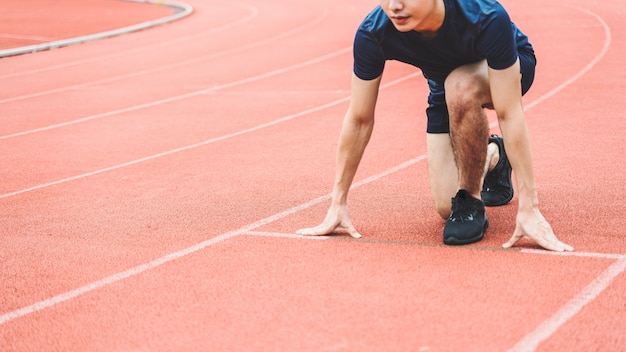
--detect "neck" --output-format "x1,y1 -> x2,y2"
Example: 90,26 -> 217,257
414,0 -> 445,34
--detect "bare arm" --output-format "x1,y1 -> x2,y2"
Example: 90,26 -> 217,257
296,73 -> 382,237
331,74 -> 381,204
489,61 -> 573,251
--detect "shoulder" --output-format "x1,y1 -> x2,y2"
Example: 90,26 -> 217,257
465,0 -> 522,69
352,6 -> 393,80
447,0 -> 512,35
356,6 -> 392,41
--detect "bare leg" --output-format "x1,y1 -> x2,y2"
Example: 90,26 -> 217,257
427,60 -> 502,219
427,133 -> 500,220
427,133 -> 458,219
444,61 -> 492,199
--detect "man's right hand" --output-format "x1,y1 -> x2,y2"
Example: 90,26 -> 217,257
296,204 -> 362,238
296,74 -> 381,240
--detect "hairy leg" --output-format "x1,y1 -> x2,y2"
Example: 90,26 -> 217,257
444,61 -> 492,199
427,134 -> 500,219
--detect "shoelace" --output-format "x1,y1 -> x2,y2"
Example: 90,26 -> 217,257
449,196 -> 476,223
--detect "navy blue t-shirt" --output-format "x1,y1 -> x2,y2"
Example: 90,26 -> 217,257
354,0 -> 532,83
353,0 -> 534,132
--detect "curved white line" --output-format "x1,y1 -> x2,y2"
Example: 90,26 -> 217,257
509,6 -> 613,351
523,7 -> 611,112
0,9 -> 329,106
0,3 -> 259,79
0,74 -> 419,327
0,59 -> 390,199
0,0 -> 193,58
0,3 -> 611,196
0,43 -> 347,142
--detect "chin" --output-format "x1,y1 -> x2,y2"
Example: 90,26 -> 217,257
392,24 -> 415,32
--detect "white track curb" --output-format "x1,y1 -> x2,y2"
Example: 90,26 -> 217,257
0,0 -> 193,58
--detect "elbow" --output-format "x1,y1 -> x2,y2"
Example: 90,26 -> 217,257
495,103 -> 524,124
346,108 -> 375,127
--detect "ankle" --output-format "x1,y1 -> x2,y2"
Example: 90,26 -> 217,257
457,188 -> 482,201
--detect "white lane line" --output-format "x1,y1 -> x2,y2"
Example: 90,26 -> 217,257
508,254 -> 626,352
245,232 -> 625,260
0,72 -> 418,200
0,0 -> 193,58
0,145 -> 425,326
245,230 -> 625,352
2,0 -> 606,140
523,6 -> 611,112
507,7 -> 614,351
250,228 -> 626,352
520,248 -> 623,260
246,231 -> 332,240
0,9 -> 329,105
0,45 -> 350,141
0,3 -> 259,79
0,205 -> 298,325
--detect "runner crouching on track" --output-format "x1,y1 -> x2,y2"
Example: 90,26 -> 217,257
296,0 -> 573,252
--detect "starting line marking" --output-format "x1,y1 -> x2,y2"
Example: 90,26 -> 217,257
244,231 -> 624,260
243,230 -> 626,352
246,231 -> 331,240
520,248 -> 623,260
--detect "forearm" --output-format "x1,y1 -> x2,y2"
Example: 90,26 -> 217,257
498,109 -> 573,252
498,111 -> 539,211
331,114 -> 375,205
489,62 -> 540,211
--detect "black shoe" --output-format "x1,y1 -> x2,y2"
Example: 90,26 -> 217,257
443,190 -> 488,245
482,135 -> 513,206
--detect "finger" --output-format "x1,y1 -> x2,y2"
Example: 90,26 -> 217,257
525,224 -> 573,252
502,235 -> 520,249
502,227 -> 524,249
346,228 -> 362,239
534,236 -> 574,252
533,236 -> 566,252
518,224 -> 575,252
339,218 -> 362,239
296,222 -> 362,238
296,224 -> 335,236
551,240 -> 574,252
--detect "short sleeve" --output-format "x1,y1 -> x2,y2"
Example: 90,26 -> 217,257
353,28 -> 386,80
477,3 -> 518,70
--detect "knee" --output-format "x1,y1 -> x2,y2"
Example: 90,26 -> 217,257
445,76 -> 484,109
444,77 -> 489,123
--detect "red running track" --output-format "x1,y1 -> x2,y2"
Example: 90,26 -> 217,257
0,0 -> 625,351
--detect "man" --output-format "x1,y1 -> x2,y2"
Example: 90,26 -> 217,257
297,0 -> 573,252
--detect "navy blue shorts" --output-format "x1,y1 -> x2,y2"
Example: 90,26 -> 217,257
425,49 -> 537,134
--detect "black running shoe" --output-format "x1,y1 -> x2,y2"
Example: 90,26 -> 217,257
482,135 -> 514,206
443,190 -> 488,245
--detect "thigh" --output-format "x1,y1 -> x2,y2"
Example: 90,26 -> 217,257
427,133 -> 458,219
